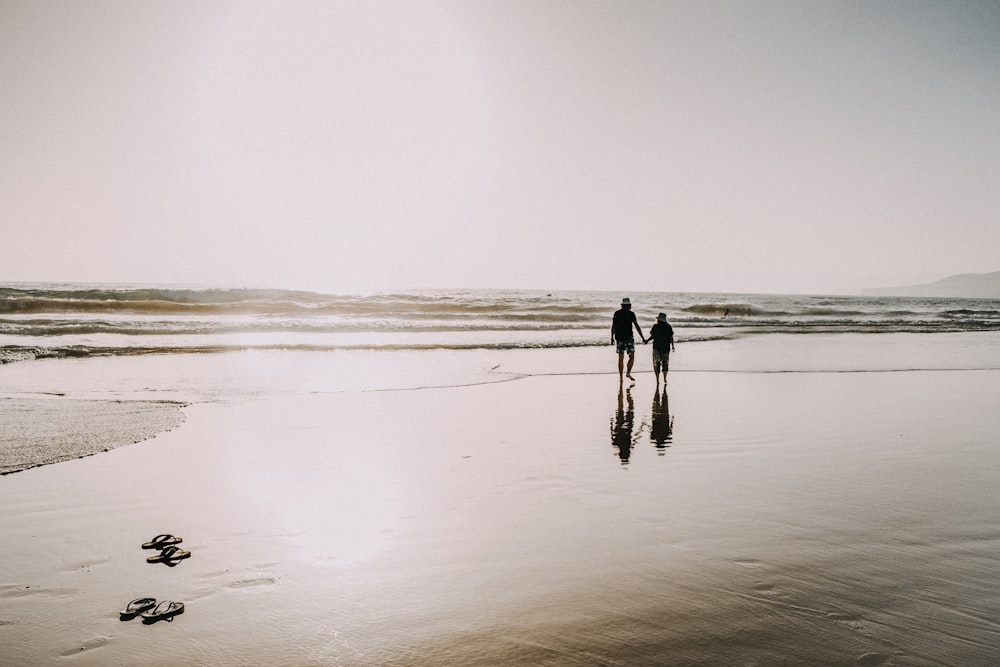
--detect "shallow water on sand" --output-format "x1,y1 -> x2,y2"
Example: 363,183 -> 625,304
1,335 -> 999,665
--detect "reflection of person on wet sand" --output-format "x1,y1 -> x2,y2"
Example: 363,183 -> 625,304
649,387 -> 674,453
611,383 -> 636,465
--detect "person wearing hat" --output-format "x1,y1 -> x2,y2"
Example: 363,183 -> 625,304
648,312 -> 676,385
611,297 -> 646,381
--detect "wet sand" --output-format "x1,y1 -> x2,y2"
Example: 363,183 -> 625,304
1,336 -> 999,665
0,398 -> 186,475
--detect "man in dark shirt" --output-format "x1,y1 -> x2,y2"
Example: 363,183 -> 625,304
611,297 -> 646,382
648,312 -> 676,385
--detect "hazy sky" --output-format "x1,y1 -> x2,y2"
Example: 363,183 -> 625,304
3,0 -> 999,295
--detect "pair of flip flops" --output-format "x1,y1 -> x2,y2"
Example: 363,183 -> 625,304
142,534 -> 191,564
119,598 -> 184,623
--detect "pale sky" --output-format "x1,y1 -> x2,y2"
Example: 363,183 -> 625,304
3,0 -> 999,295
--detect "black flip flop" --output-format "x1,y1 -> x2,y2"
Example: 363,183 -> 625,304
141,600 -> 185,623
141,534 -> 183,550
119,597 -> 156,620
146,545 -> 191,564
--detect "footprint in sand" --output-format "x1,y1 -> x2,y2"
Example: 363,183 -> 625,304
748,582 -> 782,597
226,576 -> 278,589
59,636 -> 110,656
829,612 -> 876,638
65,557 -> 113,574
0,584 -> 75,599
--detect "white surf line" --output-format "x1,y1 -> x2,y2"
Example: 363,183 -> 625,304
358,373 -> 530,394
506,367 -> 1000,377
285,365 -> 1000,396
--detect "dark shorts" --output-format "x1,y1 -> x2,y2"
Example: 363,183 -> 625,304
616,339 -> 635,355
653,347 -> 670,371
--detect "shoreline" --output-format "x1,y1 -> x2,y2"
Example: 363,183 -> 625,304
2,331 -> 999,477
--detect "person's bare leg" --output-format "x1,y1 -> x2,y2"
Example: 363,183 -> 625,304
618,353 -> 625,380
626,353 -> 635,381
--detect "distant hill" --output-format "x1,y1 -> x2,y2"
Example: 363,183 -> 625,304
862,271 -> 1000,298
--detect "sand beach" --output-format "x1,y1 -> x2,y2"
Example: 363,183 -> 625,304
2,333 -> 999,665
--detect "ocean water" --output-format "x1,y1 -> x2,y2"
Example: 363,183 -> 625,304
2,283 -> 998,364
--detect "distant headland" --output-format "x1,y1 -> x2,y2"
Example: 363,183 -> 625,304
862,271 -> 1000,298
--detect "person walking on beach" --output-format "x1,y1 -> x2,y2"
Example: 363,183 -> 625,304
611,297 -> 646,382
648,312 -> 675,385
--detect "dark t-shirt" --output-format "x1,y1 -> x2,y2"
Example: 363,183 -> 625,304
612,308 -> 639,341
649,322 -> 674,352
